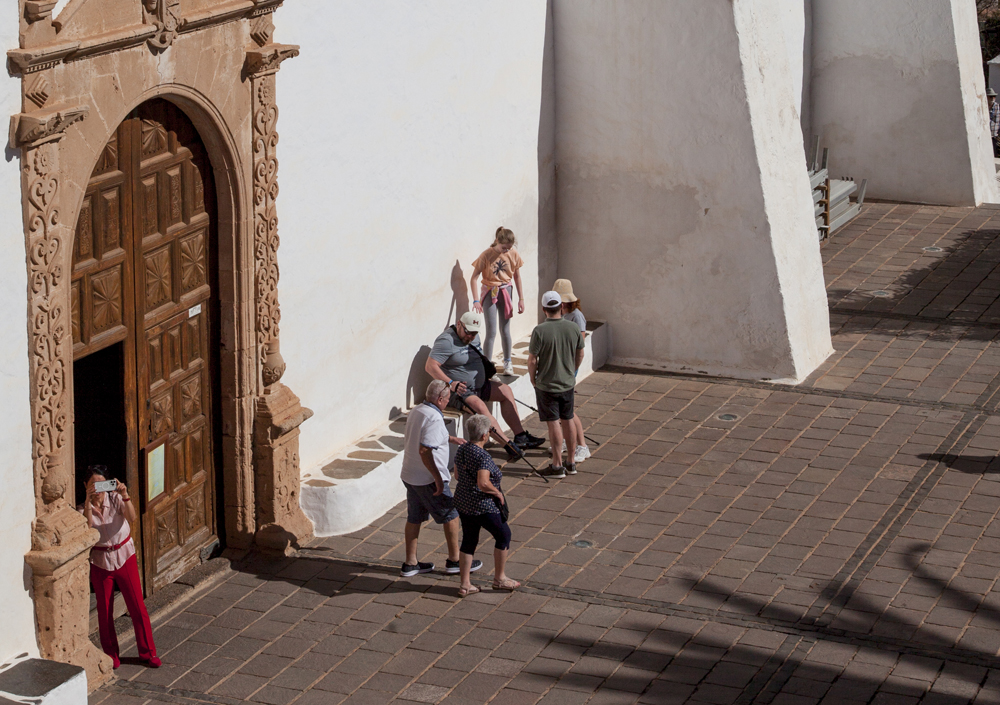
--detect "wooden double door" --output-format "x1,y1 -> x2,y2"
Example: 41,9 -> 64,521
72,99 -> 219,593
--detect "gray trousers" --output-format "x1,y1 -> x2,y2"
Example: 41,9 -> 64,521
482,288 -> 513,363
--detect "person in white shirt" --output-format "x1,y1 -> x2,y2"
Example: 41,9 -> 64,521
399,380 -> 482,577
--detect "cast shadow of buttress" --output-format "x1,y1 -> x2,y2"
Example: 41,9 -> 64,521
404,260 -> 470,410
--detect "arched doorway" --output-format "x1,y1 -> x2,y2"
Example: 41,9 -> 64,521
71,98 -> 220,594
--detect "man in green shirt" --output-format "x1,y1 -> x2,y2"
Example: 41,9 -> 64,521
528,291 -> 585,478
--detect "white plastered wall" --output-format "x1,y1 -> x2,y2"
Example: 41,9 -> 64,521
273,1 -> 553,470
0,9 -> 40,663
553,0 -> 831,382
811,0 -> 998,205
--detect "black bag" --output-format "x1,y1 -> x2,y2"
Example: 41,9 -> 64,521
458,327 -> 498,379
494,491 -> 510,522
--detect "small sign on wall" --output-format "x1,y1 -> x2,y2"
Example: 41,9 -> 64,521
145,438 -> 167,502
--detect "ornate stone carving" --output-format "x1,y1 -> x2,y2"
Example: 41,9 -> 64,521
143,0 -> 183,51
251,69 -> 282,390
254,383 -> 313,553
24,140 -> 71,511
251,14 -> 275,48
245,43 -> 299,78
19,103 -> 111,687
25,1 -> 58,23
25,75 -> 50,109
10,103 -> 89,150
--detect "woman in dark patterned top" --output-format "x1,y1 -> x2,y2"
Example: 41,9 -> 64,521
453,414 -> 520,596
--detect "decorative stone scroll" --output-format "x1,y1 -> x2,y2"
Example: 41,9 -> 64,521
246,33 -> 311,551
14,102 -> 112,687
246,42 -> 298,390
142,0 -> 183,51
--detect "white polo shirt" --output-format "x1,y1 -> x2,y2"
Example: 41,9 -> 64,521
400,402 -> 451,486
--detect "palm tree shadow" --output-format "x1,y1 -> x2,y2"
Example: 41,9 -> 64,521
920,453 -> 1000,474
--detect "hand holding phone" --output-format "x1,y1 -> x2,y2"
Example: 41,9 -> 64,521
94,479 -> 118,493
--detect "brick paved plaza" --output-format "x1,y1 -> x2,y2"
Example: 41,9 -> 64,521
96,203 -> 1000,705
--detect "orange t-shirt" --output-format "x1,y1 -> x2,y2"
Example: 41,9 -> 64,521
473,247 -> 524,288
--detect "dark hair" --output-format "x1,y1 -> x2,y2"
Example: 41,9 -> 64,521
83,465 -> 109,484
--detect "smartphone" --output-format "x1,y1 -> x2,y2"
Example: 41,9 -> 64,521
94,479 -> 118,493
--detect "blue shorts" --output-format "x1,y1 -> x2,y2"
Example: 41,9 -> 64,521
404,481 -> 459,524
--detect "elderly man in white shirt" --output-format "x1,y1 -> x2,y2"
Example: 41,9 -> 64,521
400,379 -> 482,577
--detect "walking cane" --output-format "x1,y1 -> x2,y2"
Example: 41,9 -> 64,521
513,397 -> 601,447
453,394 -> 549,483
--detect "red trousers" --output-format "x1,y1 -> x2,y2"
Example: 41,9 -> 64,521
90,554 -> 157,661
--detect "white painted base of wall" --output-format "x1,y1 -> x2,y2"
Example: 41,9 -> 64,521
301,322 -> 608,537
0,658 -> 87,705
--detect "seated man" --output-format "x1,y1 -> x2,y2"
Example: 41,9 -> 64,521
425,311 -> 545,456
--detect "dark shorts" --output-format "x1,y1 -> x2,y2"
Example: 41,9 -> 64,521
447,380 -> 493,412
404,481 -> 459,524
459,511 -> 512,554
535,388 -> 575,422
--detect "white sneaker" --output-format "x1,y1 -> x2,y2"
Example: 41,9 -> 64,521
574,445 -> 590,463
503,360 -> 514,376
561,440 -> 567,453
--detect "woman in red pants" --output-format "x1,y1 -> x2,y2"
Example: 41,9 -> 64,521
81,466 -> 160,669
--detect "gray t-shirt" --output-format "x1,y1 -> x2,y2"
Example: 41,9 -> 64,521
400,403 -> 451,485
430,327 -> 486,391
563,308 -> 587,334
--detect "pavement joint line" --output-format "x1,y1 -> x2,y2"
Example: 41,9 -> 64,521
829,307 -> 1000,330
108,679 -> 236,705
293,547 -> 1000,671
601,364 -> 1000,416
806,411 -> 982,627
734,635 -> 810,705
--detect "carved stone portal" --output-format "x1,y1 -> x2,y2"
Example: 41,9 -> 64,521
16,110 -> 112,687
247,38 -> 310,552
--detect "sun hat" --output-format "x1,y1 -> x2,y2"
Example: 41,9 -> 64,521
459,311 -> 483,333
541,291 -> 562,308
989,88 -> 998,97
552,279 -> 578,303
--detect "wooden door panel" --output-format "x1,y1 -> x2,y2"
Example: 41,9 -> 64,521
73,98 -> 216,595
90,266 -> 124,334
134,99 -> 217,592
100,187 -> 123,255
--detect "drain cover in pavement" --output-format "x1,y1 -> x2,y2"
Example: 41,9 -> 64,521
923,246 -> 943,252
717,413 -> 738,422
872,290 -> 890,297
572,540 -> 594,549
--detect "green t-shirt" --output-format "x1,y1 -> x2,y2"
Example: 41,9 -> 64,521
528,318 -> 584,393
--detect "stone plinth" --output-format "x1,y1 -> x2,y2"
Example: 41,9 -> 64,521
25,505 -> 112,690
254,383 -> 314,553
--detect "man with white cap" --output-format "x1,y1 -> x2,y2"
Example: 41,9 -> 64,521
528,291 -> 585,478
425,311 -> 545,455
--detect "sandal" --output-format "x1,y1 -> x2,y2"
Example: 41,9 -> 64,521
492,577 -> 521,591
458,584 -> 480,597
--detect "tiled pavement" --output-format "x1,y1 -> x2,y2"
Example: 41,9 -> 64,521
96,204 -> 1000,705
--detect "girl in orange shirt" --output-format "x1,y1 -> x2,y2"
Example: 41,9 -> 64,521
470,227 -> 525,376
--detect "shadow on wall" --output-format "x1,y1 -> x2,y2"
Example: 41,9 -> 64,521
405,345 -> 432,411
535,0 -> 556,316
448,259 -> 470,330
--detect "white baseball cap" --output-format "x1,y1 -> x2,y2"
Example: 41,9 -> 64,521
541,291 -> 562,308
459,311 -> 483,332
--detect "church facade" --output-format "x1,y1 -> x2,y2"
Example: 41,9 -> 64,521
0,0 -> 992,690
